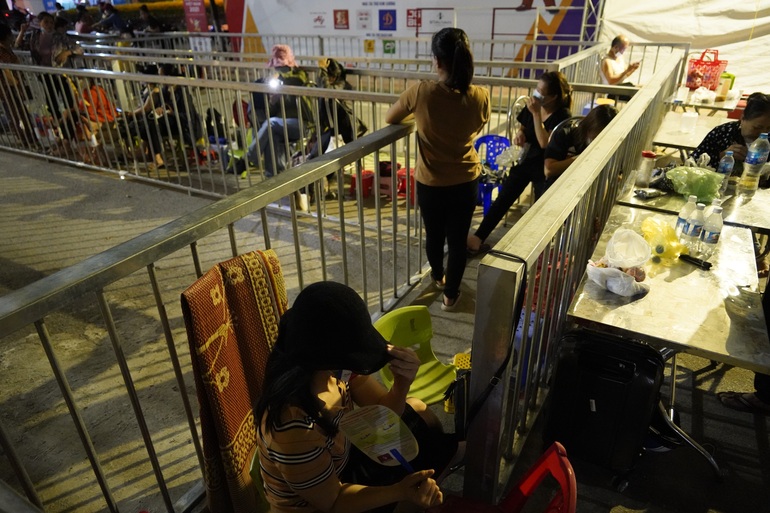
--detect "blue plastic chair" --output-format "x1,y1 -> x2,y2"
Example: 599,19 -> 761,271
474,135 -> 512,215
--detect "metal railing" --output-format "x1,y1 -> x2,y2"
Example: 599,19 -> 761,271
0,48 -> 685,511
0,122 -> 429,513
464,51 -> 683,502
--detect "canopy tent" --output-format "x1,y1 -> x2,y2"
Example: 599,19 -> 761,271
601,1 -> 770,94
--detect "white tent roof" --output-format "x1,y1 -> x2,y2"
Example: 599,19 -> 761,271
601,1 -> 770,94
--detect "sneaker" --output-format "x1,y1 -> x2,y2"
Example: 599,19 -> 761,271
441,292 -> 461,312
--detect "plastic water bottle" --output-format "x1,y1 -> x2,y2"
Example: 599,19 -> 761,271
682,203 -> 706,252
737,133 -> 770,198
717,151 -> 734,195
675,195 -> 698,239
703,198 -> 722,219
699,206 -> 723,258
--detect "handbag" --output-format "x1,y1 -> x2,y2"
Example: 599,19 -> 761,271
686,50 -> 728,91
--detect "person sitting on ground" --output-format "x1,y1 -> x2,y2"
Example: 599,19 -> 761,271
718,286 -> 770,416
246,44 -> 313,178
255,281 -> 456,513
600,34 -> 640,86
543,104 -> 618,186
466,71 -> 572,256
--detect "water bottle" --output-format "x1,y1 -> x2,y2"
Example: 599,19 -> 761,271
737,133 -> 770,198
699,206 -> 723,258
682,203 -> 706,252
717,151 -> 734,195
675,195 -> 698,239
703,198 -> 722,219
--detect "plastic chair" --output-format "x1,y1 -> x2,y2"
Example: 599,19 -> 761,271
375,305 -> 456,405
548,116 -> 584,144
474,134 -> 512,176
428,442 -> 577,513
181,249 -> 288,513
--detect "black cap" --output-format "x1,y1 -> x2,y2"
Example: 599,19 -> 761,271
277,282 -> 390,375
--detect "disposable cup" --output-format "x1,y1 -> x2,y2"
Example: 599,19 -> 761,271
675,85 -> 690,102
680,112 -> 698,133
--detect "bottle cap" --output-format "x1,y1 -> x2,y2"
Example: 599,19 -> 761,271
688,195 -> 698,202
641,150 -> 656,158
712,206 -> 723,214
696,203 -> 705,209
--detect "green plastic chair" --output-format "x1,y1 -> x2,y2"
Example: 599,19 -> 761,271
375,305 -> 457,405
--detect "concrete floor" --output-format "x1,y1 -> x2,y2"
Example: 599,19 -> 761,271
1,151 -> 769,513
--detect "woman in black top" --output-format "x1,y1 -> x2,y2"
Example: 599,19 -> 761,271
467,71 -> 572,255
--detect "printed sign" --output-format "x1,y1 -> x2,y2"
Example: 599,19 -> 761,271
183,0 -> 209,32
312,12 -> 326,29
406,9 -> 421,28
334,10 -> 349,30
364,39 -> 375,54
357,10 -> 371,30
383,40 -> 396,54
424,9 -> 453,29
379,9 -> 396,31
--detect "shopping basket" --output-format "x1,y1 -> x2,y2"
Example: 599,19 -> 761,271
686,49 -> 728,91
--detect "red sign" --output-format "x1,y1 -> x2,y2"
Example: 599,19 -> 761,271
183,0 -> 209,32
406,9 -> 421,28
334,10 -> 350,30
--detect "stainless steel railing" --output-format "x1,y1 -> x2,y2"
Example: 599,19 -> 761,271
464,50 -> 684,503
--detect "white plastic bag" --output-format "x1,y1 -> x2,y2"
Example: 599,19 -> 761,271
586,263 -> 650,297
604,229 -> 650,268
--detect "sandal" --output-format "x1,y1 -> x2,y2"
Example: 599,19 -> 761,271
717,391 -> 770,415
466,243 -> 491,258
441,292 -> 461,312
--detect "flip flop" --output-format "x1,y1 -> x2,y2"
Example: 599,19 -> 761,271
466,243 -> 491,258
717,391 -> 770,415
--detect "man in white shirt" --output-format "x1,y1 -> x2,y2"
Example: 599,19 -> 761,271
601,35 -> 640,86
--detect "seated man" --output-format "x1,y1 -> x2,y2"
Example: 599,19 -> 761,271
246,44 -> 313,178
600,34 -> 640,86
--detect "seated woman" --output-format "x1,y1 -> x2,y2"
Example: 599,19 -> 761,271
543,104 -> 618,186
467,71 -> 573,256
255,281 -> 457,513
119,65 -> 170,168
691,92 -> 770,168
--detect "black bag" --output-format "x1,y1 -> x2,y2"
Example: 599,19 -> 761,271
543,329 -> 665,474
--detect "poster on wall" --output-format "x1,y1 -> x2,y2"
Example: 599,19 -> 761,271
183,0 -> 209,32
364,39 -> 375,53
357,10 -> 372,30
378,9 -> 396,31
312,12 -> 327,29
334,10 -> 350,29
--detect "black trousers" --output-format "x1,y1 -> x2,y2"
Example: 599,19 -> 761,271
474,157 -> 546,243
757,290 -> 770,403
416,178 -> 478,299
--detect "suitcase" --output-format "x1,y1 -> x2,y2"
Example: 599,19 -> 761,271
543,329 -> 665,474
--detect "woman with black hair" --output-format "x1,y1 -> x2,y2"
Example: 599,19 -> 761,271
255,281 -> 454,513
466,70 -> 573,256
386,27 -> 490,311
544,104 -> 618,184
691,92 -> 770,167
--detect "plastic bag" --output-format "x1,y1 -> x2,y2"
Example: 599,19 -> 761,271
605,229 -> 650,268
666,166 -> 724,203
640,217 -> 687,266
586,263 -> 650,297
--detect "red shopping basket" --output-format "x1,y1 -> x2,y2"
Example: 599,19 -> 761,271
686,49 -> 728,91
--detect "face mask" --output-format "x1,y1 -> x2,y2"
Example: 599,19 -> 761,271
532,90 -> 545,102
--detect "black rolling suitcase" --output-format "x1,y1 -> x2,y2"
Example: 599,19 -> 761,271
543,328 -> 665,474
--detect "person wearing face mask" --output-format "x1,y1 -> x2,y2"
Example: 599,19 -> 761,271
691,92 -> 770,169
467,71 -> 572,256
543,104 -> 618,186
600,34 -> 640,86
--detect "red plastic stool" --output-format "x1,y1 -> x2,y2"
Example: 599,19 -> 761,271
349,170 -> 375,198
397,167 -> 416,205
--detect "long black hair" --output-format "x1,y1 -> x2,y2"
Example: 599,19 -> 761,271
576,104 -> 618,149
254,317 -> 339,437
431,27 -> 474,94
